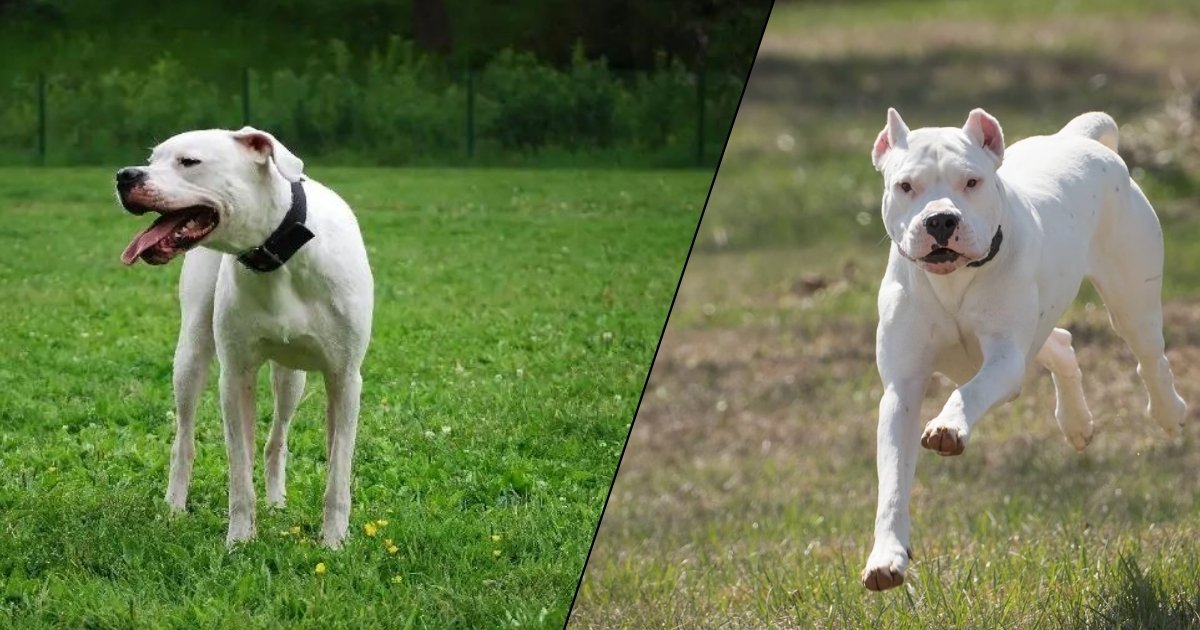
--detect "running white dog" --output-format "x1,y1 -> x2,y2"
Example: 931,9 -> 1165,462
115,128 -> 373,548
862,108 -> 1186,590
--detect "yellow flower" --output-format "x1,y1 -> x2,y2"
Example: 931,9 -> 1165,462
388,545 -> 399,554
364,522 -> 378,537
490,534 -> 501,542
289,526 -> 301,535
377,519 -> 389,527
315,562 -> 327,575
391,575 -> 403,584
384,538 -> 394,547
492,549 -> 501,557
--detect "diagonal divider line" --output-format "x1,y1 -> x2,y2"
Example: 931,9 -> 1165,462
561,2 -> 780,625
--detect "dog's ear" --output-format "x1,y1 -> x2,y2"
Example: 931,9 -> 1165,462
962,108 -> 1005,166
872,108 -> 909,171
232,127 -> 305,183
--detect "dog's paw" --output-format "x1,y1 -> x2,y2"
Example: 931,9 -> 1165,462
1148,396 -> 1186,439
1065,420 -> 1094,452
265,472 -> 288,509
321,530 -> 346,550
165,498 -> 188,515
165,485 -> 189,514
862,545 -> 911,592
321,520 -> 349,549
921,420 -> 968,456
225,522 -> 256,547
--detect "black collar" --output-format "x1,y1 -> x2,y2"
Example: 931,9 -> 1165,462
237,180 -> 315,272
966,226 -> 1003,268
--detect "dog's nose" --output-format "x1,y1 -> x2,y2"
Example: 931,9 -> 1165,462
116,168 -> 146,188
924,213 -> 959,244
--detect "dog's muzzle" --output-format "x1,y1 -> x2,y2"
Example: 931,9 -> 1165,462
116,168 -> 151,215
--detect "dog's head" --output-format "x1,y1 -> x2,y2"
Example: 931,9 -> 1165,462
116,127 -> 303,265
871,108 -> 1005,275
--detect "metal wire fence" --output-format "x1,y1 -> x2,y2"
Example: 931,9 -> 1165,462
1,58 -> 743,167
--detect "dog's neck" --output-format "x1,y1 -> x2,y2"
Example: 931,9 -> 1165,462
205,169 -> 298,255
918,179 -> 1014,312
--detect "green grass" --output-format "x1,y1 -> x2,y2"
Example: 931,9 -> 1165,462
0,166 -> 708,628
571,2 -> 1200,628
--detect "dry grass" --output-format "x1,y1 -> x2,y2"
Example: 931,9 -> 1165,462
574,295 -> 1200,628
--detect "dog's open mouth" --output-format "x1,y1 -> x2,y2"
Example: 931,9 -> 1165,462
121,206 -> 219,265
921,247 -> 962,264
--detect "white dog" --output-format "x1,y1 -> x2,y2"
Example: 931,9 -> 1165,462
115,128 -> 373,548
862,108 -> 1186,590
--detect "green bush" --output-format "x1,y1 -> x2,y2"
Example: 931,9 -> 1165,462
0,40 -> 745,166
616,54 -> 695,150
0,77 -> 38,162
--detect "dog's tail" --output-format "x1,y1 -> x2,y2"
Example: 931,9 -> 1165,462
1058,111 -> 1119,152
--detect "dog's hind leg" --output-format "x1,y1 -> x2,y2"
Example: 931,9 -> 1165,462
1036,328 -> 1094,451
265,363 -> 306,508
1089,181 -> 1187,438
166,249 -> 221,512
321,369 -> 362,548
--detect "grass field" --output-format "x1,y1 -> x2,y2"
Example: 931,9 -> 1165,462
571,1 -> 1200,628
0,166 -> 708,628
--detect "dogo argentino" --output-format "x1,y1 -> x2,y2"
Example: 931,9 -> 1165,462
862,108 -> 1186,591
116,128 -> 373,548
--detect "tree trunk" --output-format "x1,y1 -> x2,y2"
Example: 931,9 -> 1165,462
413,0 -> 453,55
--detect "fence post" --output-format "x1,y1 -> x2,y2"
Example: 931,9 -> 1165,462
695,63 -> 706,167
242,67 -> 251,126
37,72 -> 46,166
466,68 -> 476,160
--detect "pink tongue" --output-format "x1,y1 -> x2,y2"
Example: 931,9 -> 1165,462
121,212 -> 193,265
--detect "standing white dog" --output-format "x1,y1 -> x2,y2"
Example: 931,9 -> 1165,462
115,127 -> 373,548
862,108 -> 1186,591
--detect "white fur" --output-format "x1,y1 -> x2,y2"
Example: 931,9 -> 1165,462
123,128 -> 373,548
861,109 -> 1186,591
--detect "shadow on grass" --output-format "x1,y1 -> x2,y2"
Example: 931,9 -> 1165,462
747,46 -> 1161,126
696,43 -> 1198,256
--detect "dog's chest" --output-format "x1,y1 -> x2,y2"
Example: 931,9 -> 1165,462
260,334 -> 327,371
218,270 -> 344,371
238,305 -> 332,371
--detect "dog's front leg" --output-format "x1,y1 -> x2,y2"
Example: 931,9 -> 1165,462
167,334 -> 212,512
166,249 -> 220,512
219,365 -> 258,545
921,334 -> 1026,456
321,369 -> 362,548
863,366 -> 929,591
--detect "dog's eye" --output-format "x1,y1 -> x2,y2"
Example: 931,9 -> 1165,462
178,157 -> 201,167
898,182 -> 913,193
966,178 -> 978,189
